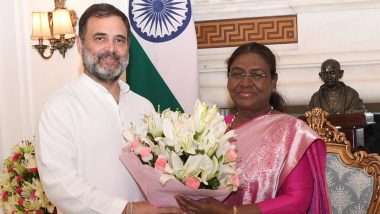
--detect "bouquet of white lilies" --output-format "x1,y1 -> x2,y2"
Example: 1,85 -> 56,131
120,100 -> 239,207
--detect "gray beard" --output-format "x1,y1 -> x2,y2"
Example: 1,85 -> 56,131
82,45 -> 129,82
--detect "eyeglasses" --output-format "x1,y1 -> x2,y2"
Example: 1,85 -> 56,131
320,70 -> 340,77
228,71 -> 270,81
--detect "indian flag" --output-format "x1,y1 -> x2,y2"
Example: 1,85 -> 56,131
125,0 -> 199,113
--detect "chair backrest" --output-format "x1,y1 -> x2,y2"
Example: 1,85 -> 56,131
305,107 -> 380,214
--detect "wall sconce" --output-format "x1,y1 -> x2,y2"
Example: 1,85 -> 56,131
31,0 -> 77,59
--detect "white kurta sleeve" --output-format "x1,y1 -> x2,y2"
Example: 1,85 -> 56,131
36,99 -> 127,214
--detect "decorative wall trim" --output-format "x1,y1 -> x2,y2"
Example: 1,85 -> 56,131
195,15 -> 297,49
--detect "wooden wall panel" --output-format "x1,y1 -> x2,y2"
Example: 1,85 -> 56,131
195,15 -> 297,48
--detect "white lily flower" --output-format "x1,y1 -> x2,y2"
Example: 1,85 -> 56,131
219,163 -> 237,175
209,116 -> 228,137
170,151 -> 184,174
203,104 -> 218,125
162,108 -> 180,121
123,129 -> 134,142
122,123 -> 149,149
156,141 -> 171,158
146,112 -> 163,138
178,133 -> 196,154
200,155 -> 219,184
132,144 -> 144,155
182,154 -> 203,179
24,153 -> 37,169
197,130 -> 219,157
162,118 -> 175,141
221,130 -> 236,142
192,99 -> 219,134
122,129 -> 134,149
216,141 -> 231,158
164,162 -> 174,174
159,173 -> 177,185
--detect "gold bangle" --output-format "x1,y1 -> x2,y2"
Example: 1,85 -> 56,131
233,205 -> 238,214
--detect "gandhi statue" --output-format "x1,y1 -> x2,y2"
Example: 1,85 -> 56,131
308,59 -> 365,114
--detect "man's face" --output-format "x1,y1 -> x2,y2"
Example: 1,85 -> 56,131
319,62 -> 342,86
77,16 -> 129,82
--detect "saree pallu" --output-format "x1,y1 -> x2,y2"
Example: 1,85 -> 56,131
224,113 -> 331,213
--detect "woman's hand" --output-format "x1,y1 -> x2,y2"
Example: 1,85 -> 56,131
175,195 -> 231,214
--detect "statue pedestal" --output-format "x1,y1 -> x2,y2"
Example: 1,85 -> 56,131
326,112 -> 375,150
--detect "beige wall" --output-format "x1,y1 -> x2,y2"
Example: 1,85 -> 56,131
194,0 -> 380,108
0,0 -> 94,176
0,1 -> 25,183
1,0 -> 380,177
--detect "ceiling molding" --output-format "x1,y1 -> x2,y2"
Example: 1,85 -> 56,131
288,0 -> 380,13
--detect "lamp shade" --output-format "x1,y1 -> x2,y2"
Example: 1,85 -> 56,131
31,12 -> 52,39
52,9 -> 75,39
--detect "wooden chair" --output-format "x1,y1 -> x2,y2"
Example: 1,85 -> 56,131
305,107 -> 380,214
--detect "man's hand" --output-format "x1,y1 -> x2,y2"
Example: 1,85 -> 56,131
123,201 -> 182,214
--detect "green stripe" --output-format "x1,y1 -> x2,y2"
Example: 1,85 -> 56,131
126,34 -> 183,112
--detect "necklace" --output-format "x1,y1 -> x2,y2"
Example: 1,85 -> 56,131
227,106 -> 273,131
267,106 -> 274,115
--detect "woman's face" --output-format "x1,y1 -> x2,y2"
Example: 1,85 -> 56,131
227,53 -> 277,114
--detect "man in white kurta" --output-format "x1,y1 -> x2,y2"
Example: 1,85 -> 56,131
36,3 -> 180,214
37,74 -> 153,213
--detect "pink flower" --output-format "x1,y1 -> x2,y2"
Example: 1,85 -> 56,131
130,139 -> 141,150
18,197 -> 24,206
1,191 -> 7,201
7,167 -> 14,173
31,191 -> 37,200
231,175 -> 239,187
16,187 -> 23,194
36,211 -> 43,214
12,152 -> 21,162
226,149 -> 237,162
185,176 -> 200,189
139,147 -> 152,158
27,168 -> 38,173
154,157 -> 167,171
16,174 -> 24,183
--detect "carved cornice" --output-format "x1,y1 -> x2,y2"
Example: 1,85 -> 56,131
192,0 -> 380,16
192,0 -> 294,20
288,0 -> 380,13
195,15 -> 297,49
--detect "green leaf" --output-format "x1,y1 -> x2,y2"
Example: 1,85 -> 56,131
207,177 -> 220,190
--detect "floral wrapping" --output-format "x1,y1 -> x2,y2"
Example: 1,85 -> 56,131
120,149 -> 232,207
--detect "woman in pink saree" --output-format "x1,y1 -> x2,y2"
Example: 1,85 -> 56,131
175,42 -> 331,214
